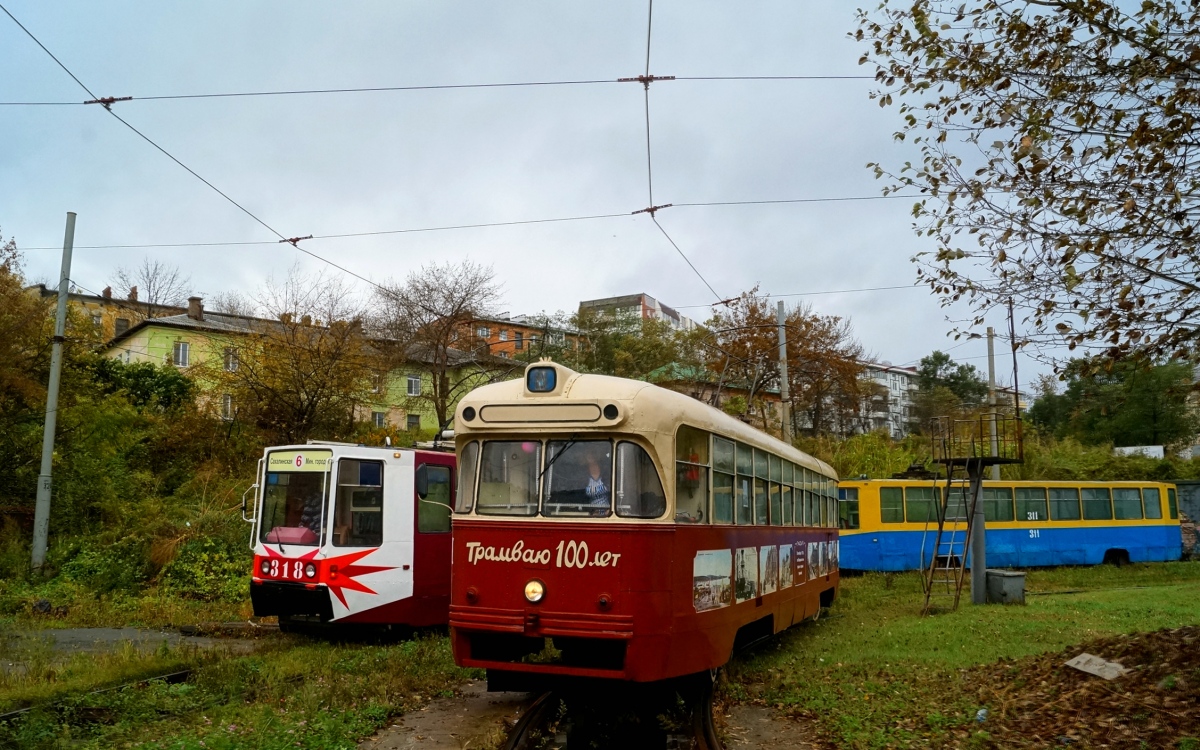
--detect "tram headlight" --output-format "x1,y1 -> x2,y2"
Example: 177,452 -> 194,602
304,563 -> 317,579
524,579 -> 545,604
259,560 -> 271,576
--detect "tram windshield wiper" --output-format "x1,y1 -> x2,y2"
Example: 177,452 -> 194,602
537,434 -> 579,485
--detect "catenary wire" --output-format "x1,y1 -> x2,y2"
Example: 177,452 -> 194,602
673,284 -> 920,308
651,216 -> 722,301
0,76 -> 876,106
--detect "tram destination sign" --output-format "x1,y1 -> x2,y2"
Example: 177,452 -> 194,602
267,450 -> 333,473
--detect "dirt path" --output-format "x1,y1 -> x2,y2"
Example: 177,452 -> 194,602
361,681 -> 530,750
721,704 -> 820,749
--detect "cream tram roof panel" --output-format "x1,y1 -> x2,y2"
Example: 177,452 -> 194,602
455,361 -> 836,479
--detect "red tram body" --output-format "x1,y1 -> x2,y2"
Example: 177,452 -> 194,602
450,363 -> 839,688
245,443 -> 455,628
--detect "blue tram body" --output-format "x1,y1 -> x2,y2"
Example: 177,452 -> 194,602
838,479 -> 1182,571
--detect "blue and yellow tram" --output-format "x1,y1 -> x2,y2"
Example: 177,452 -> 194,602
838,479 -> 1182,570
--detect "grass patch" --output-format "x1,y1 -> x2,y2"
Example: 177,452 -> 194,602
729,562 -> 1200,749
0,633 -> 476,749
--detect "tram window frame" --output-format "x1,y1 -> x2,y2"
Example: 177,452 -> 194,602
753,448 -> 769,481
1143,487 -> 1163,519
1049,487 -> 1082,521
839,487 -> 860,529
1082,487 -> 1113,520
713,470 -> 734,524
332,458 -> 385,547
781,483 -> 793,526
754,477 -> 769,525
260,465 -> 329,546
880,486 -> 905,523
982,487 -> 1015,522
736,442 -> 753,476
1015,487 -> 1048,522
769,454 -> 782,483
1112,488 -> 1143,520
674,426 -> 710,524
819,477 -> 829,527
416,463 -> 452,533
455,441 -> 479,513
1168,487 -> 1179,519
945,485 -> 968,521
807,470 -> 818,526
476,441 -> 542,517
714,437 -> 735,474
799,469 -> 810,526
769,481 -> 782,526
543,439 -> 614,518
614,441 -> 667,519
905,486 -> 939,524
735,473 -> 753,525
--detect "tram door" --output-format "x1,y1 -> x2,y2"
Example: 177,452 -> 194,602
413,454 -> 454,612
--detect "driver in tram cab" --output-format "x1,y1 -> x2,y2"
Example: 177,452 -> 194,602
584,450 -> 611,516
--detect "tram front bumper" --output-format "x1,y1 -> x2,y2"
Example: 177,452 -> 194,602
251,579 -> 334,621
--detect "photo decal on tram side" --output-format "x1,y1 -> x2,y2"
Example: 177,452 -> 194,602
779,544 -> 794,589
692,549 -> 733,612
463,539 -> 622,569
734,547 -> 759,603
759,546 -> 780,595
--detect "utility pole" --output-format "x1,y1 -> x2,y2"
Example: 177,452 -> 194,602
987,327 -> 1000,481
31,212 -> 75,573
776,301 -> 792,443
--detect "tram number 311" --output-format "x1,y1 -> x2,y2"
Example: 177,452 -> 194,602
555,540 -> 621,569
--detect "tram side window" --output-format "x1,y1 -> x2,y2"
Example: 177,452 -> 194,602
982,488 -> 1015,522
1016,487 -> 1048,521
945,486 -> 968,521
905,486 -> 939,524
1113,488 -> 1143,520
1082,488 -> 1113,520
803,469 -> 815,526
769,480 -> 782,526
456,441 -> 478,513
819,477 -> 830,527
477,441 -> 540,516
1168,488 -> 1179,519
736,442 -> 753,525
675,426 -> 709,524
417,464 -> 452,533
880,486 -> 904,523
544,440 -> 613,517
753,449 -> 769,525
1049,488 -> 1081,521
615,442 -> 666,518
713,437 -> 735,524
1143,487 -> 1163,519
332,459 -> 384,547
839,487 -> 860,529
826,479 -> 838,528
782,462 -> 794,526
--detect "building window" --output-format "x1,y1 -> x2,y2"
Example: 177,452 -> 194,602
172,341 -> 189,367
407,414 -> 420,430
91,314 -> 102,328
499,351 -> 511,358
223,347 -> 239,372
114,318 -> 130,336
476,325 -> 490,338
372,411 -> 386,428
370,373 -> 383,394
514,332 -> 523,350
220,394 -> 234,421
499,330 -> 509,342
406,375 -> 421,397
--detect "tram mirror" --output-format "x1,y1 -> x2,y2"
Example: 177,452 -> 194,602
415,464 -> 429,498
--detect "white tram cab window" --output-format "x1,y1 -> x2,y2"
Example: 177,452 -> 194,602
615,442 -> 666,519
332,459 -> 384,547
260,468 -> 327,546
477,441 -> 541,516
418,464 -> 453,533
544,440 -> 613,517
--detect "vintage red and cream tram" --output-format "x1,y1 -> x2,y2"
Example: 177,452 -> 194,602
450,362 -> 839,688
245,442 -> 455,629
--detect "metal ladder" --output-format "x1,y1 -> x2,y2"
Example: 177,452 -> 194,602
921,467 -> 975,614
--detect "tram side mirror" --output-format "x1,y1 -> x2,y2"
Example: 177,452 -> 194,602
415,464 -> 428,499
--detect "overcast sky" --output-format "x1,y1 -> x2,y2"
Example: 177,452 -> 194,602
2,1 -> 1039,386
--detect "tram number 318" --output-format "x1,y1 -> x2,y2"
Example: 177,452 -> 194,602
555,540 -> 621,569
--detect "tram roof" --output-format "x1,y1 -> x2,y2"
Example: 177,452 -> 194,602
455,361 -> 836,478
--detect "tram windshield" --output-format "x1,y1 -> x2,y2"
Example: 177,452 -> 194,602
260,470 -> 329,546
544,440 -> 612,517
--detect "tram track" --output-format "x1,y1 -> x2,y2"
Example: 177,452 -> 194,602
502,676 -> 723,750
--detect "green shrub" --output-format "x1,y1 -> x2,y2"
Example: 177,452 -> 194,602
59,536 -> 154,594
158,537 -> 249,603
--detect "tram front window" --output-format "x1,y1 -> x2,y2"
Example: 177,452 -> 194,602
260,471 -> 327,546
477,441 -> 541,516
544,440 -> 612,517
615,442 -> 666,518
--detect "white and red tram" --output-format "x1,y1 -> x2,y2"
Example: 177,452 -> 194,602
245,442 -> 454,628
449,362 -> 839,688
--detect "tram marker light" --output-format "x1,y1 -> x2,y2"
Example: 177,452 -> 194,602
524,579 -> 545,603
526,367 -> 556,393
462,406 -> 476,421
603,404 -> 619,420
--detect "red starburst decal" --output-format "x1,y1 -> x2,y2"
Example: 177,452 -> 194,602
262,546 -> 394,608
